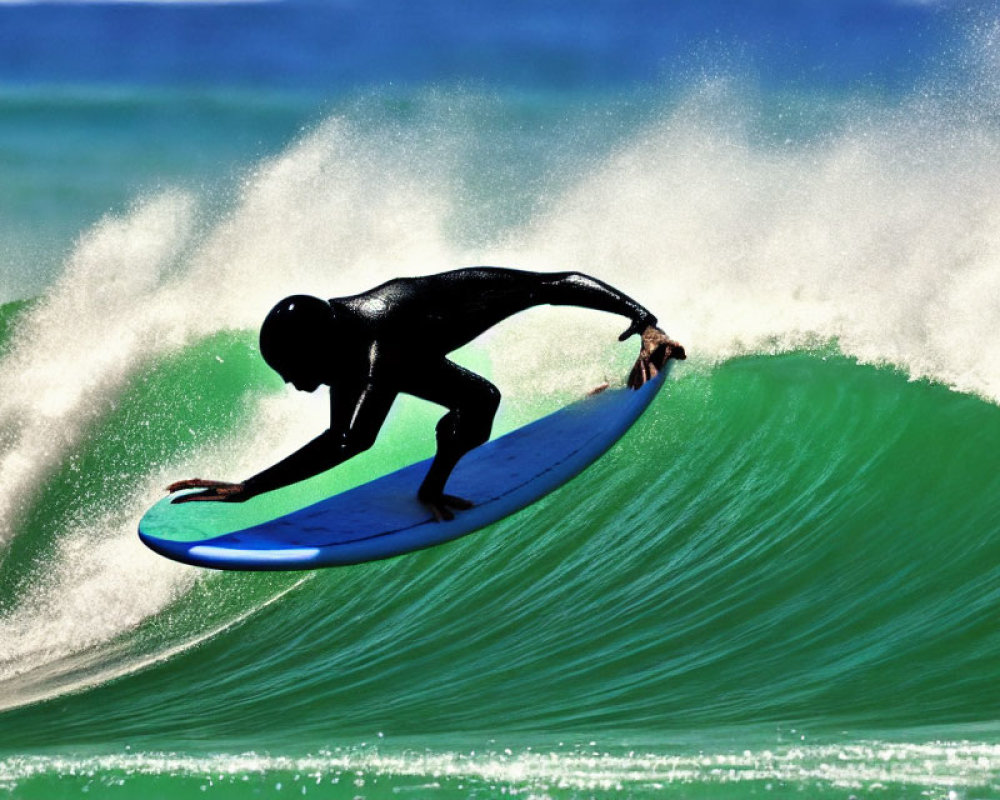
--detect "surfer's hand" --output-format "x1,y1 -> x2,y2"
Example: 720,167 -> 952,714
167,479 -> 248,504
628,326 -> 685,389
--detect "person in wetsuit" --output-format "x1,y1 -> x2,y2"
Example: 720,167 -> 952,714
168,267 -> 685,520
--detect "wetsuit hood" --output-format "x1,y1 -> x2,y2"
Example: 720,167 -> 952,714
259,295 -> 337,386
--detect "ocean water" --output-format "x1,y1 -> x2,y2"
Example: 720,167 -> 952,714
2,1 -> 1000,798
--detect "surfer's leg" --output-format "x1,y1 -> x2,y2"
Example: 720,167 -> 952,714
403,360 -> 501,521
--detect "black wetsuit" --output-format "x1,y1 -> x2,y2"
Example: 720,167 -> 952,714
242,268 -> 657,504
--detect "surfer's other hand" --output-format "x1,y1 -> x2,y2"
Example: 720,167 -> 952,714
628,326 -> 686,390
167,478 -> 248,504
418,491 -> 474,522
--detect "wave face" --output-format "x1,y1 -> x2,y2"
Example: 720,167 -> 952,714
10,348 -> 1000,735
2,3 -> 1000,797
1,345 -> 999,796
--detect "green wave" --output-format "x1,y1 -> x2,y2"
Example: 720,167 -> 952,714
2,320 -> 999,795
4,349 -> 1000,735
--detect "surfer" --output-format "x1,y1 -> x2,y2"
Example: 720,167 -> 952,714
168,267 -> 685,520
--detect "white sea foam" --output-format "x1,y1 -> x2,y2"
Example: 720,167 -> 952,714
1,739 -> 998,793
486,76 -> 1000,403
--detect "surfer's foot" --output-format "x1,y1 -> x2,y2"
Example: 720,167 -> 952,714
419,491 -> 474,522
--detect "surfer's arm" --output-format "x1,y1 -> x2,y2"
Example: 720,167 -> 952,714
170,359 -> 396,503
529,271 -> 660,340
167,431 -> 366,503
527,271 -> 685,385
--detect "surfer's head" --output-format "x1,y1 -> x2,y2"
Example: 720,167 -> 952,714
259,295 -> 336,392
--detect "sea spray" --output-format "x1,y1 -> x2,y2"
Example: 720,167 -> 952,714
0,115 -> 483,706
487,77 -> 1000,401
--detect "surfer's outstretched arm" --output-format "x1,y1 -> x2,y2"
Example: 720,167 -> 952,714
528,271 -> 659,340
524,270 -> 686,384
169,365 -> 397,503
424,268 -> 685,379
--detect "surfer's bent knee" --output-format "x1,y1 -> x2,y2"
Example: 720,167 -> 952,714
436,383 -> 500,451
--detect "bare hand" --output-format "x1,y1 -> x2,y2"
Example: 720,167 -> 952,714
167,478 -> 248,504
628,326 -> 686,389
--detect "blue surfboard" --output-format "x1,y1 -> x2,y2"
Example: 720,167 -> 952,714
139,366 -> 669,570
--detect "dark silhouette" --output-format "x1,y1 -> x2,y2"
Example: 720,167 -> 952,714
168,267 -> 684,520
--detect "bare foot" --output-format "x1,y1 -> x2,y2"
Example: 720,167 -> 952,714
419,492 -> 474,522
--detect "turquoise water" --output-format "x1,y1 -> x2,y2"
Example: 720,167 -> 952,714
3,2 -> 1000,797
